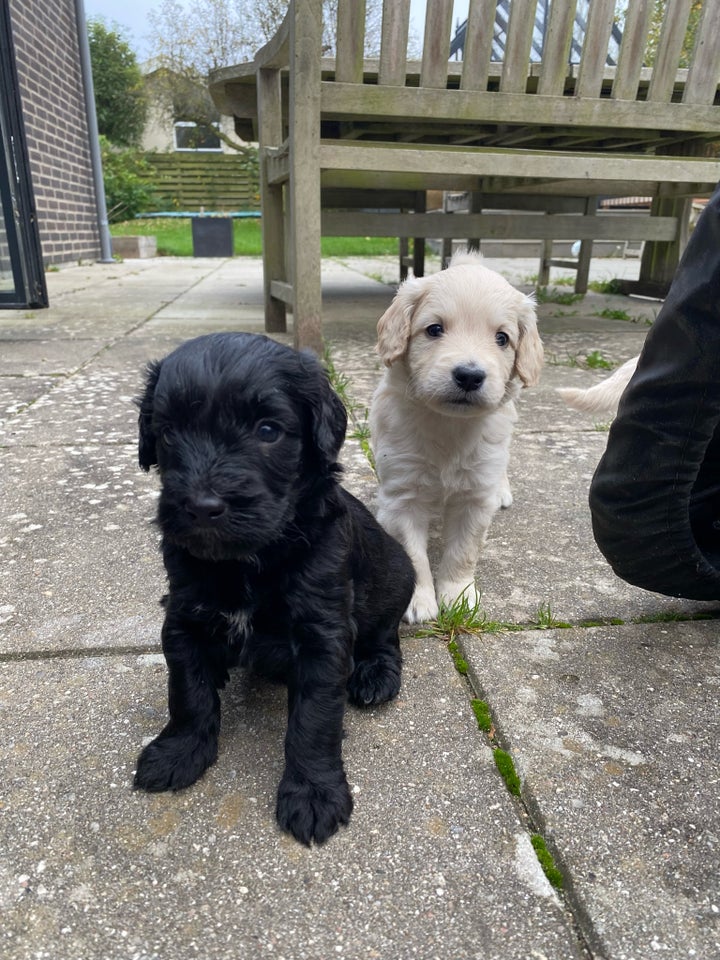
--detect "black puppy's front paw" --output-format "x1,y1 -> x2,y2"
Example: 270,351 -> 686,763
276,769 -> 353,845
348,651 -> 402,706
134,727 -> 218,792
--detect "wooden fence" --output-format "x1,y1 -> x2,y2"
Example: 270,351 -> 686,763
145,153 -> 260,213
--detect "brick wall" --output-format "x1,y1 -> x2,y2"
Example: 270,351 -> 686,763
9,0 -> 101,265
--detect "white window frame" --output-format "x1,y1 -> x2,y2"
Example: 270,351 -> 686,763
173,121 -> 222,153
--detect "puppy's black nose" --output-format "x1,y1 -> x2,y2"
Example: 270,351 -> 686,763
453,365 -> 486,392
184,494 -> 227,525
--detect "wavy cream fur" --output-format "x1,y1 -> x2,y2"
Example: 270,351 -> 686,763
370,251 -> 543,623
556,356 -> 638,415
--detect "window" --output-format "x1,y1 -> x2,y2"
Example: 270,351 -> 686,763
173,121 -> 222,152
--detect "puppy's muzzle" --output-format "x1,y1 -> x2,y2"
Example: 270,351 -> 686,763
183,493 -> 227,527
452,364 -> 486,393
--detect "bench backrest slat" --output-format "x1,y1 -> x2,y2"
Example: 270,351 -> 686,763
324,0 -> 719,110
378,0 -> 411,86
683,0 -> 720,104
460,0 -> 496,91
500,0 -> 537,93
611,0 -> 653,101
420,0 -> 454,88
648,0 -> 693,102
574,0 -> 617,99
336,0 -> 366,84
536,0 -> 576,97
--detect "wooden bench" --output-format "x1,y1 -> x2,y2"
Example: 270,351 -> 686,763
210,0 -> 720,351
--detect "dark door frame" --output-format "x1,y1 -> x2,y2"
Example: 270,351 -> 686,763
0,0 -> 48,309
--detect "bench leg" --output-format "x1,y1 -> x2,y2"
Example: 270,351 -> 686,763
441,238 -> 453,268
258,66 -> 287,333
639,196 -> 692,293
538,238 -> 552,287
575,239 -> 593,294
399,237 -> 409,281
412,191 -> 426,277
263,179 -> 288,333
467,191 -> 482,254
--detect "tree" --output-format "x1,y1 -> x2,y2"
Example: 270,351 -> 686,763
145,0 -> 387,150
145,0 -> 252,152
88,18 -> 147,147
99,136 -> 157,222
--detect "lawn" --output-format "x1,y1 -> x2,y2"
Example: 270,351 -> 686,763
110,218 -> 404,258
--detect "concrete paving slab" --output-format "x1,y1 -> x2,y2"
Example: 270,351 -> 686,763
0,340 -> 106,378
0,378 -> 56,425
0,344 -> 155,447
458,621 -> 720,960
0,637 -> 585,960
3,254 -> 718,960
0,443 -> 164,655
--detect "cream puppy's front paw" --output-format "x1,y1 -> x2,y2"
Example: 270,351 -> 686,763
403,584 -> 439,624
437,580 -> 482,611
499,472 -> 513,508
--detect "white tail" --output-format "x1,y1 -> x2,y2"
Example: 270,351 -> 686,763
557,356 -> 639,415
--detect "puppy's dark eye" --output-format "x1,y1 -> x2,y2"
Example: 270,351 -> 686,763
495,332 -> 510,348
161,429 -> 174,446
426,323 -> 444,339
256,421 -> 282,444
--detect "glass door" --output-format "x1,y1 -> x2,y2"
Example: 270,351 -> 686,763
0,0 -> 47,309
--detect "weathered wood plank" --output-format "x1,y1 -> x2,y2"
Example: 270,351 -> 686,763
420,0 -> 453,89
321,210 -> 680,242
336,0 -> 366,84
500,0 -> 536,94
683,0 -> 720,104
537,0 -> 576,97
269,280 -> 294,304
257,65 -> 287,332
612,0 -> 653,101
378,0 -> 410,86
574,0 -> 616,99
648,0 -> 693,102
318,140 -> 720,187
321,83 -> 720,135
318,168 -> 706,197
288,0 -> 323,351
460,0 -> 496,91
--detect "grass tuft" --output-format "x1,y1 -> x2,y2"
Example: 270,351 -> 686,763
535,286 -> 584,305
494,748 -> 521,796
588,277 -> 623,295
531,834 -> 564,889
447,639 -> 469,675
470,699 -> 493,732
322,344 -> 376,472
584,349 -> 614,370
532,603 -> 572,630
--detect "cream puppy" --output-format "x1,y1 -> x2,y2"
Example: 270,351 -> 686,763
370,252 -> 544,623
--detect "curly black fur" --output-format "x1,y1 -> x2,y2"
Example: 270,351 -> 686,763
133,333 -> 414,845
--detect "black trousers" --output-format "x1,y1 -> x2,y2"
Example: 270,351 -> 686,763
589,183 -> 720,599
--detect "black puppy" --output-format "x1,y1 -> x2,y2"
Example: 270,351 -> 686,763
133,332 -> 414,845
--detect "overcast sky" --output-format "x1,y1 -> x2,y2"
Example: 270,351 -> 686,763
82,1 -> 467,62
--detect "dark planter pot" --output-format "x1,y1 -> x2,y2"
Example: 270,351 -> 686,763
191,217 -> 233,257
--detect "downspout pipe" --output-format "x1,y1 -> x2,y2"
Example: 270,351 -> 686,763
74,0 -> 114,262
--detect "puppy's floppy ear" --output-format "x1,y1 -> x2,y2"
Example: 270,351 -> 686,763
136,360 -> 162,471
514,296 -> 544,387
376,278 -> 425,366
